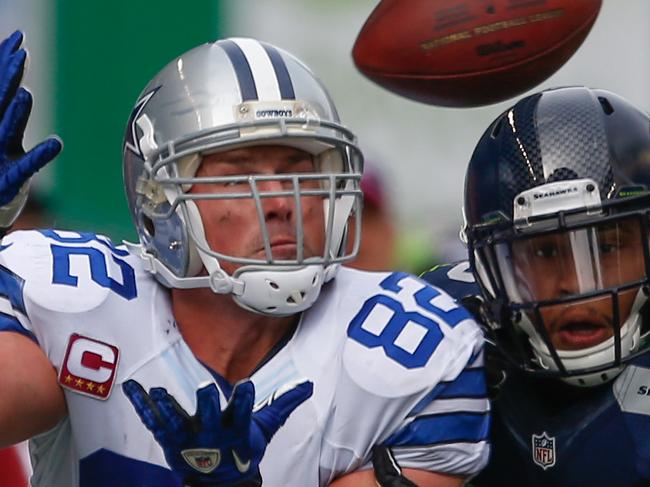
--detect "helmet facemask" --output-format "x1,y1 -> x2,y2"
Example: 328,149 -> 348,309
470,179 -> 650,386
131,119 -> 363,316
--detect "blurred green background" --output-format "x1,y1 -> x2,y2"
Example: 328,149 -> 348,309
51,0 -> 225,240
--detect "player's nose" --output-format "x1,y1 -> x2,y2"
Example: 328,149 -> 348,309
258,179 -> 294,222
554,266 -> 583,297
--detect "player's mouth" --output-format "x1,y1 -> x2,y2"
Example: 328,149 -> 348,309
551,320 -> 612,350
254,237 -> 299,260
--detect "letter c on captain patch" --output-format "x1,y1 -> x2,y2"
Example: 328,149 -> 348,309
59,333 -> 120,400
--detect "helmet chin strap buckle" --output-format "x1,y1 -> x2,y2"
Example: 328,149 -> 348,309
123,241 -> 155,271
209,269 -> 243,295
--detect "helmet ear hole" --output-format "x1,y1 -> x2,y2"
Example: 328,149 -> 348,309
598,96 -> 614,115
490,117 -> 504,139
142,215 -> 156,238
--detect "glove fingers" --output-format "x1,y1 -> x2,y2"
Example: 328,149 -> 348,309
253,379 -> 313,442
122,380 -> 165,435
0,87 -> 31,155
20,137 -> 63,176
0,31 -> 23,63
195,383 -> 223,432
0,49 -> 26,118
149,387 -> 191,439
13,137 -> 61,179
0,137 -> 61,205
225,380 -> 254,432
0,31 -> 23,76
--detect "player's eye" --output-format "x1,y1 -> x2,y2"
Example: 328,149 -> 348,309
597,227 -> 626,255
533,243 -> 558,259
222,179 -> 247,187
598,241 -> 619,254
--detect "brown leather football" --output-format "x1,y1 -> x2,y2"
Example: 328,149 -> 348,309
352,0 -> 602,107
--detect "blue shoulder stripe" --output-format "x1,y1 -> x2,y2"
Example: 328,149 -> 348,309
0,264 -> 26,315
409,368 -> 487,417
0,312 -> 35,342
384,411 -> 490,447
437,369 -> 487,399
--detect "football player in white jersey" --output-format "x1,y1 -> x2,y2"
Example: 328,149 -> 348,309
0,30 -> 489,486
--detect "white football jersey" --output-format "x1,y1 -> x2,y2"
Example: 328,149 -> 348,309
0,230 -> 489,486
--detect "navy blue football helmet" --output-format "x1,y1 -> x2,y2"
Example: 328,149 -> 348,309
463,86 -> 650,386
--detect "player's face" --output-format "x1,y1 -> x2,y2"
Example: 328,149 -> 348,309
190,145 -> 326,275
510,218 -> 645,351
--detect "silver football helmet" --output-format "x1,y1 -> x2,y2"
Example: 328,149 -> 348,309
122,38 -> 363,316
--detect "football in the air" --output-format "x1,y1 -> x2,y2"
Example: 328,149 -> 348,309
352,0 -> 602,107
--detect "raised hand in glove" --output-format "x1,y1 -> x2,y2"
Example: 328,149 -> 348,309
0,30 -> 62,226
123,379 -> 313,486
372,446 -> 418,487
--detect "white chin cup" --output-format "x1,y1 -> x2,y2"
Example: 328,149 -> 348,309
231,265 -> 325,316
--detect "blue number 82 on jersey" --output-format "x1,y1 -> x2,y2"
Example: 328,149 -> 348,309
41,230 -> 137,301
347,272 -> 470,369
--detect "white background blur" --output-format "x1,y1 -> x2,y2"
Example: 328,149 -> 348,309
225,0 -> 650,261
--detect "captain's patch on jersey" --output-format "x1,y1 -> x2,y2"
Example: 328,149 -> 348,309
59,334 -> 120,400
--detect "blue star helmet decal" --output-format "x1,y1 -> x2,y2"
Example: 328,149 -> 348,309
124,87 -> 160,160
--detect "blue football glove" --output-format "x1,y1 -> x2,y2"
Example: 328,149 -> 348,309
0,30 -> 61,214
123,379 -> 313,487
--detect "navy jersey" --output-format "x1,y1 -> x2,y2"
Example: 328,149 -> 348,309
422,261 -> 650,486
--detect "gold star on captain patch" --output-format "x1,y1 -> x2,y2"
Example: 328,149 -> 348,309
86,381 -> 96,392
64,375 -> 73,384
75,378 -> 84,388
97,384 -> 106,395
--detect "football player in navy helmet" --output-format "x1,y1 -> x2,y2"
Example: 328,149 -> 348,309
376,86 -> 650,486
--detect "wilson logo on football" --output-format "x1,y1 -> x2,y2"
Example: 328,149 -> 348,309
59,334 -> 119,400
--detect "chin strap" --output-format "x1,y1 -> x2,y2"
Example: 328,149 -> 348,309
123,241 -> 244,293
125,241 -> 326,317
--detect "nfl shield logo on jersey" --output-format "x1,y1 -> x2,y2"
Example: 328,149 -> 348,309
532,431 -> 556,469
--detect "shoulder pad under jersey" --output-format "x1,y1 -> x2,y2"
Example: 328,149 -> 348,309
338,269 -> 483,397
0,229 -> 140,314
420,261 -> 481,303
